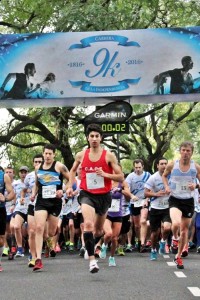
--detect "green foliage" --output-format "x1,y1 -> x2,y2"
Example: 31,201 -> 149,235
1,0 -> 200,34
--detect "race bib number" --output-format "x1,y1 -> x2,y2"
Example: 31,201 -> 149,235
42,185 -> 57,198
86,173 -> 104,189
108,199 -> 120,212
20,202 -> 28,209
158,198 -> 169,208
176,181 -> 190,192
134,199 -> 145,208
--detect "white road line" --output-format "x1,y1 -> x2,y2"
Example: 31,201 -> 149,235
163,255 -> 170,259
187,287 -> 200,297
174,271 -> 187,278
167,262 -> 176,266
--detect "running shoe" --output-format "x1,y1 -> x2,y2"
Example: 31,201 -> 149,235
79,246 -> 85,257
8,252 -> 14,260
140,245 -> 147,253
181,245 -> 188,257
65,240 -> 70,250
55,244 -> 61,253
159,241 -> 166,255
109,256 -> 116,267
2,247 -> 9,257
33,259 -> 43,272
28,259 -> 36,268
89,260 -> 99,273
125,244 -> 132,253
146,240 -> 152,248
150,250 -> 157,261
84,250 -> 89,260
171,239 -> 179,254
94,246 -> 101,258
174,256 -> 184,269
181,249 -> 188,257
15,250 -> 24,258
0,265 -> 3,272
197,246 -> 200,253
11,246 -> 16,254
50,249 -> 56,257
165,244 -> 170,254
28,254 -> 32,261
188,241 -> 196,249
69,243 -> 74,252
117,246 -> 125,256
99,243 -> 107,259
8,247 -> 16,260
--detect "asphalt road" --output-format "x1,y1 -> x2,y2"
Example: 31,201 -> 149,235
1,249 -> 200,300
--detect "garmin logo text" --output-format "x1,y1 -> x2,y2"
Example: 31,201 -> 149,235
94,112 -> 127,118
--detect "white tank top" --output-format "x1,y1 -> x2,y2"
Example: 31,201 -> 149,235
170,159 -> 197,199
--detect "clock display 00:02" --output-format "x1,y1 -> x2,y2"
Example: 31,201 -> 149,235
101,122 -> 129,134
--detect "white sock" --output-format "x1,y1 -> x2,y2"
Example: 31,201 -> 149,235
90,259 -> 96,265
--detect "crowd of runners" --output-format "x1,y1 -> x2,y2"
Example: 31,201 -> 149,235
0,124 -> 200,273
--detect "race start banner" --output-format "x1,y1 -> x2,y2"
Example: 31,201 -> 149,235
1,26 -> 200,108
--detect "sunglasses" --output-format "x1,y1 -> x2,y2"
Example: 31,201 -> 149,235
34,160 -> 43,163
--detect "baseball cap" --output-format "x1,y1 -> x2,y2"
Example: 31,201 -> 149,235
19,166 -> 29,172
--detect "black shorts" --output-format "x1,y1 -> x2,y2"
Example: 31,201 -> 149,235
106,215 -> 122,223
169,196 -> 194,218
73,213 -> 84,229
62,213 -> 75,227
66,212 -> 74,220
35,197 -> 62,217
6,214 -> 13,223
0,207 -> 6,235
120,215 -> 131,234
15,211 -> 27,222
62,213 -> 74,227
79,190 -> 112,216
150,208 -> 171,232
27,204 -> 34,216
130,204 -> 148,217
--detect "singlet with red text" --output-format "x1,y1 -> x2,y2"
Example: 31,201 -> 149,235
80,149 -> 113,194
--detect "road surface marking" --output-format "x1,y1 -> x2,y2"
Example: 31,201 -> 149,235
174,271 -> 187,278
187,287 -> 200,297
167,262 -> 176,266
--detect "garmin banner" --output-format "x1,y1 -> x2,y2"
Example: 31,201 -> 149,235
1,26 -> 200,108
82,101 -> 132,134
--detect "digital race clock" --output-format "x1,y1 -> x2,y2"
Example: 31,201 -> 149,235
84,121 -> 129,134
101,122 -> 129,134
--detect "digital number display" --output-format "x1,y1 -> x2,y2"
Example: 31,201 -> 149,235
84,122 -> 129,134
101,122 -> 129,134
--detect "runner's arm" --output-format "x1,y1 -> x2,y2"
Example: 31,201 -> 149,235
4,174 -> 15,201
66,152 -> 82,197
162,161 -> 174,194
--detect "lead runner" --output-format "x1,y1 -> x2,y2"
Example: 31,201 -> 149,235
67,123 -> 124,273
